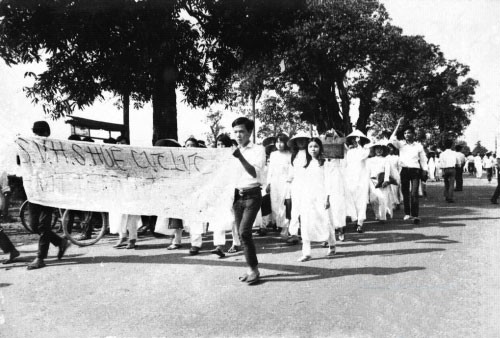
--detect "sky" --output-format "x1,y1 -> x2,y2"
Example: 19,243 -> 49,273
1,0 -> 499,172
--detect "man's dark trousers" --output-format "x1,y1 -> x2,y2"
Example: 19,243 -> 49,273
29,203 -> 62,259
455,164 -> 464,191
400,168 -> 421,217
233,188 -> 262,268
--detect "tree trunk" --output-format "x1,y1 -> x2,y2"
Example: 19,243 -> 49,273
123,92 -> 130,139
356,94 -> 373,134
152,64 -> 178,145
336,77 -> 351,135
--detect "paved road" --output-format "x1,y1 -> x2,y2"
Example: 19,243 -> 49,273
1,176 -> 499,337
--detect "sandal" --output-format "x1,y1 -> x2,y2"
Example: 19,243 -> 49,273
167,244 -> 182,250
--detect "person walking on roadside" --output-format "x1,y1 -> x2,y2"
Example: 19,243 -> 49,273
439,139 -> 460,203
210,134 -> 241,257
296,138 -> 336,262
454,145 -> 466,191
110,136 -> 141,250
389,118 -> 428,225
266,133 -> 292,238
474,154 -> 483,179
344,130 -> 371,233
0,225 -> 20,264
483,152 -> 495,183
286,132 -> 310,245
231,117 -> 266,285
490,155 -> 500,204
367,140 -> 392,222
26,121 -> 70,270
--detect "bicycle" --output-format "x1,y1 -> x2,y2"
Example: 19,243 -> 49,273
19,200 -> 62,234
61,209 -> 108,246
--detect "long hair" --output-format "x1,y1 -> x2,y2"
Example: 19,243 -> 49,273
304,138 -> 325,168
276,133 -> 290,151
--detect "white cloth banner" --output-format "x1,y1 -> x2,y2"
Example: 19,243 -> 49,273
16,137 -> 237,224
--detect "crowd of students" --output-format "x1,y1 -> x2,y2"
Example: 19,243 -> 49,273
1,117 -> 499,285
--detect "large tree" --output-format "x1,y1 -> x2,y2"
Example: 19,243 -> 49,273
276,0 -> 390,134
0,0 -> 306,142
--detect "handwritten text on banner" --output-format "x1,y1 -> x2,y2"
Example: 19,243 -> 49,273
16,137 -> 237,223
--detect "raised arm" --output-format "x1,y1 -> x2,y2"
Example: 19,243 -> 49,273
390,117 -> 404,141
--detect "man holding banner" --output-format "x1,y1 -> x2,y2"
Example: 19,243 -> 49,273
232,117 -> 266,285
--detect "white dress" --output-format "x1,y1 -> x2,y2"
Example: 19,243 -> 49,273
298,159 -> 332,242
266,151 -> 291,229
474,156 -> 483,178
325,159 -> 346,229
344,147 -> 370,225
288,150 -> 307,236
367,156 -> 391,221
109,213 -> 141,236
428,157 -> 436,181
387,154 -> 402,208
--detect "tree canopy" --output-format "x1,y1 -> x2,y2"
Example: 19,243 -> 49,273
0,0 -> 478,141
0,0 -> 307,142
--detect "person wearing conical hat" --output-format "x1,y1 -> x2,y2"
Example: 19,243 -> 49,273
366,140 -> 392,222
389,118 -> 428,224
343,129 -> 371,233
286,131 -> 310,244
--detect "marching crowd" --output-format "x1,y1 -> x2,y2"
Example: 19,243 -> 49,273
1,117 -> 499,285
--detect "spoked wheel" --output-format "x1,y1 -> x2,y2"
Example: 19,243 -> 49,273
19,200 -> 34,233
62,209 -> 108,246
19,201 -> 60,234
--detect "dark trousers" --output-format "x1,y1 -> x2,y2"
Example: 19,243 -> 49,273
233,190 -> 262,269
29,203 -> 62,259
443,167 -> 456,200
492,172 -> 500,202
486,168 -> 493,182
0,227 -> 15,253
400,168 -> 421,217
468,162 -> 475,176
455,164 -> 464,191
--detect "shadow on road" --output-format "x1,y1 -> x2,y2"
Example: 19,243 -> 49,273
37,252 -> 427,284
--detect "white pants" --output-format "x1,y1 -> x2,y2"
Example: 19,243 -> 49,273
370,188 -> 388,221
213,224 -> 241,247
118,215 -> 141,240
172,229 -> 203,247
302,233 -> 336,257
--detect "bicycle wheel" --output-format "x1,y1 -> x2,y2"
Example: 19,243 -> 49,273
19,200 -> 34,233
20,201 -> 63,234
62,209 -> 108,246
